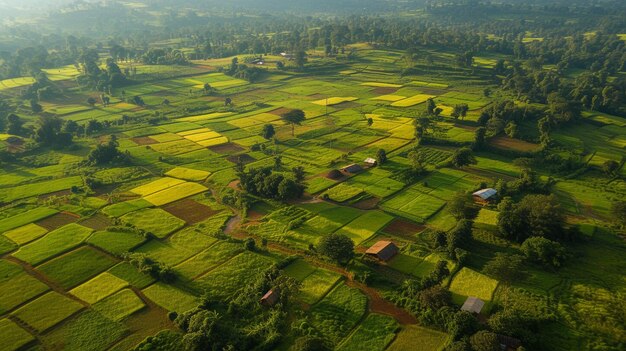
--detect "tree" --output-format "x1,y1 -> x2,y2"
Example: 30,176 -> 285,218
451,104 -> 468,120
6,114 -> 25,136
427,98 -> 436,115
612,201 -> 626,228
447,219 -> 473,258
497,195 -> 565,242
34,116 -> 73,147
418,285 -> 451,310
203,83 -> 214,95
30,99 -> 42,113
367,117 -> 373,127
295,50 -> 307,69
262,124 -> 276,140
473,127 -> 486,151
274,156 -> 282,170
602,160 -> 619,177
451,147 -> 477,168
292,166 -> 305,183
87,97 -> 96,106
483,253 -> 527,283
317,233 -> 354,264
224,97 -> 232,106
448,311 -> 479,341
376,149 -> 387,164
281,109 -> 305,136
469,331 -> 501,351
88,135 -> 126,165
244,238 -> 256,251
448,192 -> 472,220
521,237 -> 567,268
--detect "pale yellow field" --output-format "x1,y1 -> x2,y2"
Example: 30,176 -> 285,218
360,82 -> 402,88
391,94 -> 436,107
371,95 -> 406,102
130,177 -> 186,196
312,97 -> 358,106
165,167 -> 211,182
177,112 -> 234,122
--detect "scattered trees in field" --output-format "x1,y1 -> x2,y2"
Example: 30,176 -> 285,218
125,253 -> 177,283
521,237 -> 568,268
451,147 -> 477,168
238,167 -> 305,201
262,124 -> 276,140
34,116 -> 73,148
281,109 -> 306,136
88,135 -> 128,165
317,233 -> 354,265
6,114 -> 25,136
497,194 -> 565,242
451,104 -> 469,120
483,252 -> 527,283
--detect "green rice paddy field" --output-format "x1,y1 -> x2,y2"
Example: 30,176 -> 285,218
0,42 -> 623,351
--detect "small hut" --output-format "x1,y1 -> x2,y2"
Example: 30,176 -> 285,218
260,289 -> 279,307
342,163 -> 363,174
327,169 -> 343,180
472,188 -> 497,204
365,241 -> 399,262
364,157 -> 378,167
460,296 -> 485,314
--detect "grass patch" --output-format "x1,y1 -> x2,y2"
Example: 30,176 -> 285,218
387,325 -> 449,351
449,267 -> 499,305
310,283 -> 367,344
101,198 -> 152,217
335,211 -> 394,244
108,262 -> 155,289
322,183 -> 364,202
120,208 -> 185,238
92,288 -> 145,321
0,176 -> 83,203
70,272 -> 129,304
36,246 -> 117,289
2,223 -> 48,245
12,223 -> 93,265
0,318 -> 34,351
0,207 -> 58,233
43,310 -> 127,351
336,313 -> 399,351
87,230 -> 146,255
142,282 -> 198,313
12,291 -> 83,332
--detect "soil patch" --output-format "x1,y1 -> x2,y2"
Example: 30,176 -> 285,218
227,180 -> 240,190
351,196 -> 380,210
80,214 -> 112,231
333,101 -> 361,109
489,136 -> 540,153
373,87 -> 398,95
419,87 -> 447,95
383,219 -> 425,237
38,189 -> 73,201
131,136 -> 158,145
162,198 -> 218,224
247,210 -> 264,221
226,153 -> 256,165
269,107 -> 293,116
36,212 -> 80,231
209,142 -> 245,154
308,93 -> 326,99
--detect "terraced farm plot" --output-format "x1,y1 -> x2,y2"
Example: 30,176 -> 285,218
12,223 -> 93,265
0,318 -> 35,351
36,246 -> 117,289
391,94 -> 435,107
92,289 -> 145,321
120,208 -> 185,238
12,291 -> 83,332
142,282 -> 198,312
310,283 -> 368,344
449,267 -> 499,305
70,272 -> 129,304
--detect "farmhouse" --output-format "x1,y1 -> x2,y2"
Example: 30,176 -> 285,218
460,296 -> 485,314
472,188 -> 497,204
364,157 -> 377,167
365,241 -> 399,261
342,163 -> 363,174
260,289 -> 279,306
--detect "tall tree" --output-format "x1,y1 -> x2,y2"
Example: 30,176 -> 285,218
281,109 -> 305,136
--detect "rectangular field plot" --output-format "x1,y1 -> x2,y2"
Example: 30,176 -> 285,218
283,260 -> 342,304
449,267 -> 499,305
87,230 -> 146,255
312,97 -> 358,106
36,246 -> 117,289
108,262 -> 155,289
92,289 -> 145,321
0,318 -> 35,351
310,284 -> 367,344
391,94 -> 435,107
70,272 -> 128,304
0,260 -> 50,313
102,199 -> 152,217
174,241 -> 242,279
381,186 -> 446,223
322,183 -> 364,202
387,325 -> 449,351
0,207 -> 58,233
336,313 -> 398,351
143,182 -> 208,206
302,206 -> 362,233
346,170 -> 405,198
142,282 -> 198,313
195,251 -> 275,299
12,291 -> 83,332
12,224 -> 93,265
42,309 -> 127,351
0,176 -> 83,203
2,223 -> 48,245
120,208 -> 185,238
130,177 -> 186,196
335,211 -> 394,245
177,112 -> 234,122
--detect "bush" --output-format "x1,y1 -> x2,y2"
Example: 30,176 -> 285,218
317,233 -> 354,265
521,237 -> 568,268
